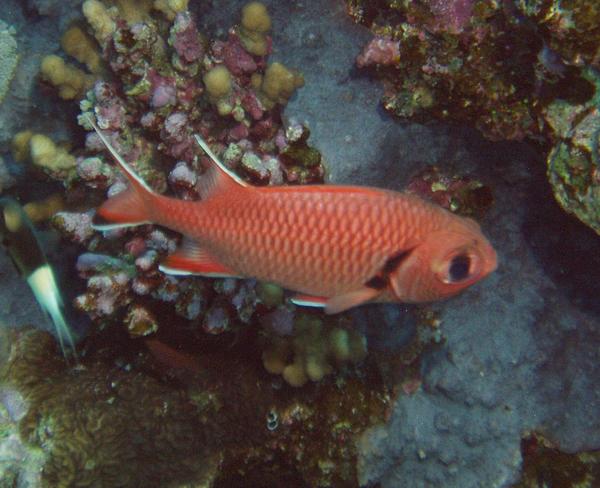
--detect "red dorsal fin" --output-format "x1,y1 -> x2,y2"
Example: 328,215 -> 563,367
158,238 -> 240,277
193,134 -> 249,199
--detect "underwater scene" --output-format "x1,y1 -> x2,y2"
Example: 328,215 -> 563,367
0,0 -> 599,486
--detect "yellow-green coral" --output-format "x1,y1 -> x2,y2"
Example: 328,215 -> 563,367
262,314 -> 368,387
153,0 -> 189,20
258,62 -> 304,109
203,65 -> 234,116
29,134 -> 76,172
11,130 -> 33,163
12,131 -> 77,181
239,1 -> 271,56
82,0 -> 117,42
39,54 -> 94,100
61,25 -> 102,74
23,194 -> 65,223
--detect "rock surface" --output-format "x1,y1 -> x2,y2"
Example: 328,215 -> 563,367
202,1 -> 600,486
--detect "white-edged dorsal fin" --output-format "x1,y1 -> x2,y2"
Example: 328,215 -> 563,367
193,134 -> 249,199
85,114 -> 155,194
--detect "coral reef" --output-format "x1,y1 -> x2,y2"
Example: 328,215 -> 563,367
262,312 -> 368,387
514,434 -> 600,488
2,1 -> 599,487
545,68 -> 600,234
0,329 -> 221,487
0,326 -> 390,487
38,0 -> 325,353
346,0 -> 600,233
347,0 -> 599,142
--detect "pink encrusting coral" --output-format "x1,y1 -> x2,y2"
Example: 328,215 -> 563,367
425,0 -> 474,34
46,1 -> 325,343
356,36 -> 401,68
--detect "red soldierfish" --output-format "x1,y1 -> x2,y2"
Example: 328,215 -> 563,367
88,117 -> 497,314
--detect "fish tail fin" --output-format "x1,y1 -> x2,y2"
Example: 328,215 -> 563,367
93,185 -> 154,230
85,115 -> 156,230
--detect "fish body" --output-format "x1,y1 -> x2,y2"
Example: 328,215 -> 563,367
89,118 -> 497,313
0,197 -> 77,355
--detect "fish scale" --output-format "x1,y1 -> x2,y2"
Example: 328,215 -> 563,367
89,117 -> 497,313
159,188 -> 431,296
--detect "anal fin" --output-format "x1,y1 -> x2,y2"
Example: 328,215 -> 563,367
290,294 -> 329,308
291,287 -> 381,314
158,238 -> 240,278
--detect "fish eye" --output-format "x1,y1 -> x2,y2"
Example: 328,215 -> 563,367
448,254 -> 471,282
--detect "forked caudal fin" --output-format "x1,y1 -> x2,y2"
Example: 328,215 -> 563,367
85,114 -> 156,230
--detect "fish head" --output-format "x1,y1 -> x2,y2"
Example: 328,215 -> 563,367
389,218 -> 497,302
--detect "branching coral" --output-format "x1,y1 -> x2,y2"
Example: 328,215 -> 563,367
40,54 -> 94,100
82,0 -> 116,42
258,62 -> 305,109
239,1 -> 272,56
153,0 -> 189,21
12,131 -> 77,181
61,25 -> 102,74
43,1 -> 324,341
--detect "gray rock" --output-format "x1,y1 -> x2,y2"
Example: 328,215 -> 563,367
203,1 -> 600,486
0,21 -> 19,105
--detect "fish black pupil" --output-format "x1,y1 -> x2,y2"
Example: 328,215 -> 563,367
449,254 -> 471,282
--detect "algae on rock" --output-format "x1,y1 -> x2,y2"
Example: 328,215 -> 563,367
546,68 -> 600,235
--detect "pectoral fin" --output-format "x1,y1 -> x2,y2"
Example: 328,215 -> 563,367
159,238 -> 240,278
291,287 -> 381,314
